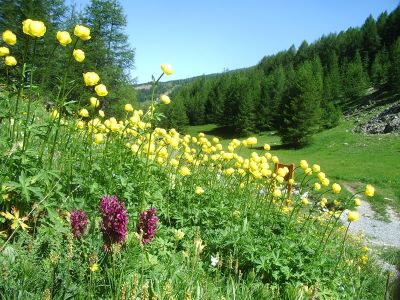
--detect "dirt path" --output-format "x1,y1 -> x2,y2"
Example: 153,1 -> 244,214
341,184 -> 400,277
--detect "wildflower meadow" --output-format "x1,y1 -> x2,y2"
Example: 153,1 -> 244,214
0,19 -> 392,299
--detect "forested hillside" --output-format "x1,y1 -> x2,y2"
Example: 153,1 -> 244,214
161,6 -> 400,147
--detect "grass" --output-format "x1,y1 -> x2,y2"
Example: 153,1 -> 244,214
185,120 -> 400,217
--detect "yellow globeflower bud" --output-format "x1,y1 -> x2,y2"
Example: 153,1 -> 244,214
99,110 -> 105,118
263,144 -> 270,151
4,56 -> 17,66
321,178 -> 330,187
79,108 -> 89,118
161,63 -> 173,75
94,133 -> 104,144
95,84 -> 108,97
90,263 -> 99,273
365,184 -> 375,197
73,49 -> 85,62
76,120 -> 85,129
312,164 -> 321,173
195,186 -> 204,195
301,198 -> 310,205
300,160 -> 308,169
354,198 -> 361,207
83,72 -> 100,86
314,182 -> 321,191
56,31 -> 72,46
90,97 -> 100,108
50,109 -> 59,120
347,211 -> 360,222
179,166 -> 191,176
332,183 -> 341,194
2,30 -> 16,45
29,21 -> 46,37
160,94 -> 171,104
247,137 -> 257,146
0,47 -> 9,56
271,156 -> 279,163
124,103 -> 134,112
22,19 -> 32,35
74,25 -> 91,41
273,189 -> 282,198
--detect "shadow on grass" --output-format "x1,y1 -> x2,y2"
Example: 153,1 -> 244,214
202,126 -> 247,139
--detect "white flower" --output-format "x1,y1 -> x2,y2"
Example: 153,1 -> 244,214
211,255 -> 219,267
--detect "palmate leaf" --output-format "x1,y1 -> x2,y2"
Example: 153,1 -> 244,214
0,207 -> 30,231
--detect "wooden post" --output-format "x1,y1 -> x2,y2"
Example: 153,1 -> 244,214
274,162 -> 295,195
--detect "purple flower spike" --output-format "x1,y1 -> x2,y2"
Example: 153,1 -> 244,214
70,209 -> 88,238
99,195 -> 128,250
137,208 -> 158,245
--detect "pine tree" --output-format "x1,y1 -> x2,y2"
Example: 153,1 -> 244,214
342,51 -> 369,100
278,61 -> 322,147
371,48 -> 389,86
389,37 -> 400,93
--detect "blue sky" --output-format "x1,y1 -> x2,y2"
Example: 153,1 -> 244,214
70,0 -> 399,83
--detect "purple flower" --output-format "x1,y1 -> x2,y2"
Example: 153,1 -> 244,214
137,208 -> 158,245
99,195 -> 128,250
70,209 -> 88,238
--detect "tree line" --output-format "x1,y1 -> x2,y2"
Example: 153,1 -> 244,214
160,6 -> 400,147
0,0 -> 135,117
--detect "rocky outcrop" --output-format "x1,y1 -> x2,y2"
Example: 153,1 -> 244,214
357,104 -> 400,134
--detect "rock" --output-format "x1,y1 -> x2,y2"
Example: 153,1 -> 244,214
356,104 -> 400,134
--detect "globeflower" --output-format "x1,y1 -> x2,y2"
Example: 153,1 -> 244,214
195,186 -> 204,195
73,49 -> 85,62
28,20 -> 46,37
56,31 -> 72,46
160,94 -> 171,104
124,103 -> 134,112
161,63 -> 173,75
99,195 -> 128,250
354,198 -> 361,207
74,25 -> 91,41
300,160 -> 308,170
174,229 -> 185,241
22,19 -> 32,35
137,207 -> 158,245
179,166 -> 191,176
70,209 -> 88,238
83,72 -> 100,86
263,144 -> 270,151
365,184 -> 375,197
94,133 -> 104,144
90,97 -> 100,108
4,56 -> 17,67
79,108 -> 89,118
332,183 -> 341,194
95,84 -> 108,97
2,30 -> 16,45
347,211 -> 360,222
0,47 -> 9,56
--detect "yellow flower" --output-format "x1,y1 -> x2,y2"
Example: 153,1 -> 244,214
2,30 -> 16,45
354,198 -> 361,207
321,178 -> 330,187
50,109 -> 59,120
1,208 -> 30,231
360,255 -> 368,265
22,19 -> 32,35
83,72 -> 100,86
99,110 -> 105,118
4,56 -> 17,67
28,21 -> 46,37
312,164 -> 321,173
56,31 -> 72,46
73,49 -> 85,62
179,166 -> 191,176
90,97 -> 100,108
161,63 -> 173,75
95,84 -> 108,97
174,229 -> 185,241
195,186 -> 204,195
314,182 -> 321,191
90,263 -> 99,272
94,133 -> 104,144
74,25 -> 91,41
347,211 -> 360,222
365,184 -> 375,197
332,183 -> 341,194
247,137 -> 257,146
301,198 -> 310,205
76,120 -> 85,129
124,103 -> 134,112
79,108 -> 89,118
273,189 -> 282,198
271,156 -> 279,163
300,160 -> 308,170
263,143 -> 270,151
0,47 -> 9,56
170,159 -> 179,167
160,94 -> 171,104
